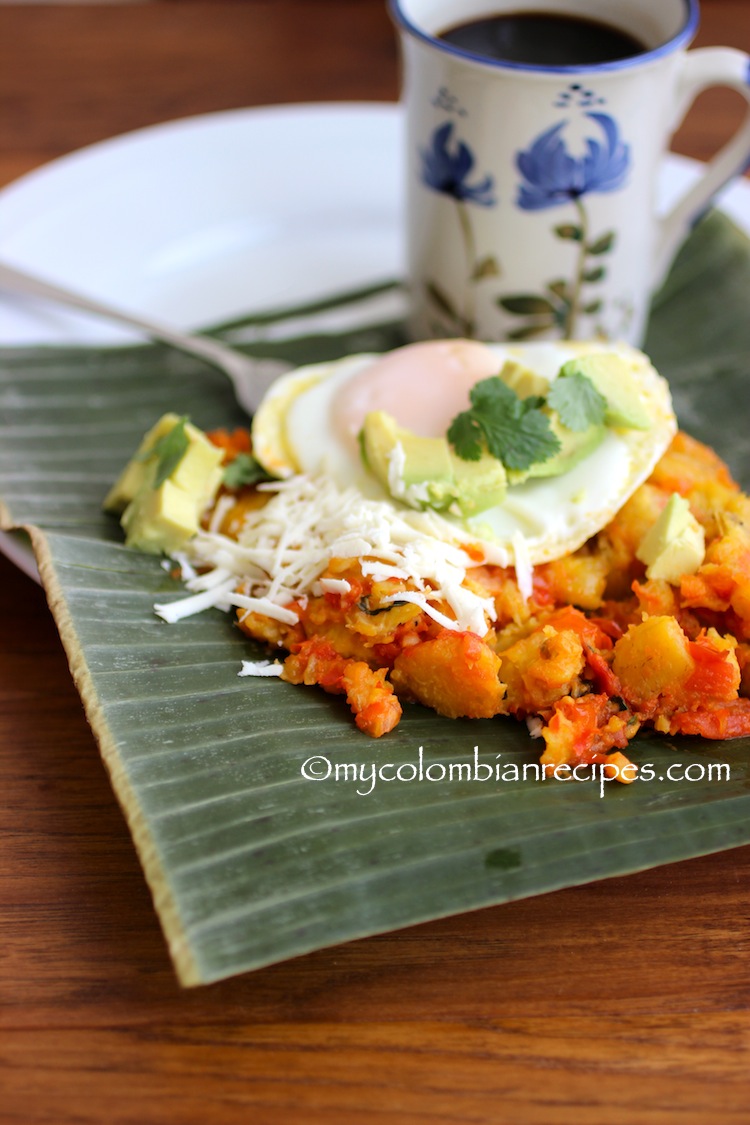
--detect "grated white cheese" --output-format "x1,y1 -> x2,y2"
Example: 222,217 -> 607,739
208,492 -> 236,535
157,474 -> 506,635
170,551 -> 198,582
381,590 -> 463,631
228,592 -> 299,625
315,577 -> 352,595
154,578 -> 236,623
385,441 -> 440,510
238,660 -> 284,678
360,559 -> 412,583
387,441 -> 406,499
185,565 -> 233,592
444,584 -> 495,638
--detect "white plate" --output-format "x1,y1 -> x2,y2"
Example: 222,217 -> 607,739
1,101 -> 750,578
0,103 -> 404,345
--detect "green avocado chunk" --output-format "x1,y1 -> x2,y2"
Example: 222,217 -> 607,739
635,492 -> 705,583
121,477 -> 202,555
361,411 -> 453,496
103,412 -> 179,514
448,448 -> 508,517
360,410 -> 506,517
558,354 -> 651,430
106,413 -> 224,555
497,359 -> 551,400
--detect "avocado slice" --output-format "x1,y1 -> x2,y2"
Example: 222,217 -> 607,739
107,413 -> 224,555
104,412 -> 183,514
558,354 -> 651,430
121,478 -> 201,555
360,410 -> 506,516
498,359 -> 551,401
361,410 -> 453,505
636,492 -> 705,583
448,449 -> 507,517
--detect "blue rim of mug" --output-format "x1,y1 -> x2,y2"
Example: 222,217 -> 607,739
387,0 -> 700,74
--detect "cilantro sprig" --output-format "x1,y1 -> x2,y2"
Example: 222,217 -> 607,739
448,377 -> 561,472
139,416 -> 190,488
222,453 -> 272,490
547,371 -> 607,432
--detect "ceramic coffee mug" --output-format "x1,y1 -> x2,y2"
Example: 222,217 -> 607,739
389,0 -> 750,344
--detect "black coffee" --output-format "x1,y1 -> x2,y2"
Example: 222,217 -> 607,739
438,11 -> 646,67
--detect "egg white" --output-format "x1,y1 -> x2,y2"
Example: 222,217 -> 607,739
251,341 -> 677,565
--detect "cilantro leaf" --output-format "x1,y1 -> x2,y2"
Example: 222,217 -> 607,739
469,376 -> 520,415
521,395 -> 546,411
149,417 -> 190,488
222,453 -> 272,490
447,410 -> 485,461
480,401 -> 561,470
448,376 -> 560,471
547,373 -> 607,432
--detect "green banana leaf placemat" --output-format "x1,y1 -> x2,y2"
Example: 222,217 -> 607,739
2,212 -> 750,986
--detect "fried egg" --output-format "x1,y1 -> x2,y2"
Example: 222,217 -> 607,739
251,339 -> 676,565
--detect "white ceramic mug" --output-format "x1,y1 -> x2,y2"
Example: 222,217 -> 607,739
389,0 -> 750,345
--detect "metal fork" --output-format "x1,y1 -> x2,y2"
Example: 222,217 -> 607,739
0,260 -> 289,413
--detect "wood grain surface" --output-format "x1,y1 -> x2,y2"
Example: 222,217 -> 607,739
1,3 -> 750,1123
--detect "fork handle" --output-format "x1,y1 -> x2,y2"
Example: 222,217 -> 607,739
0,260 -> 285,412
0,261 -> 210,351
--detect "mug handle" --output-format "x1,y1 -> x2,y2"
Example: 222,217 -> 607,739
654,47 -> 750,287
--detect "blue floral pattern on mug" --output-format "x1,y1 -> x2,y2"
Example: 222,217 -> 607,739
516,113 -> 630,209
421,121 -> 496,205
501,112 -> 631,339
419,121 -> 500,336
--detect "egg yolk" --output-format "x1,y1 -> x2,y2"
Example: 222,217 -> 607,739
331,339 -> 501,452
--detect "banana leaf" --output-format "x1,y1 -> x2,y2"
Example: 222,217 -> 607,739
2,211 -> 750,986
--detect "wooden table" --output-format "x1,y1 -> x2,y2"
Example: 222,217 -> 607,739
1,3 -> 749,1122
